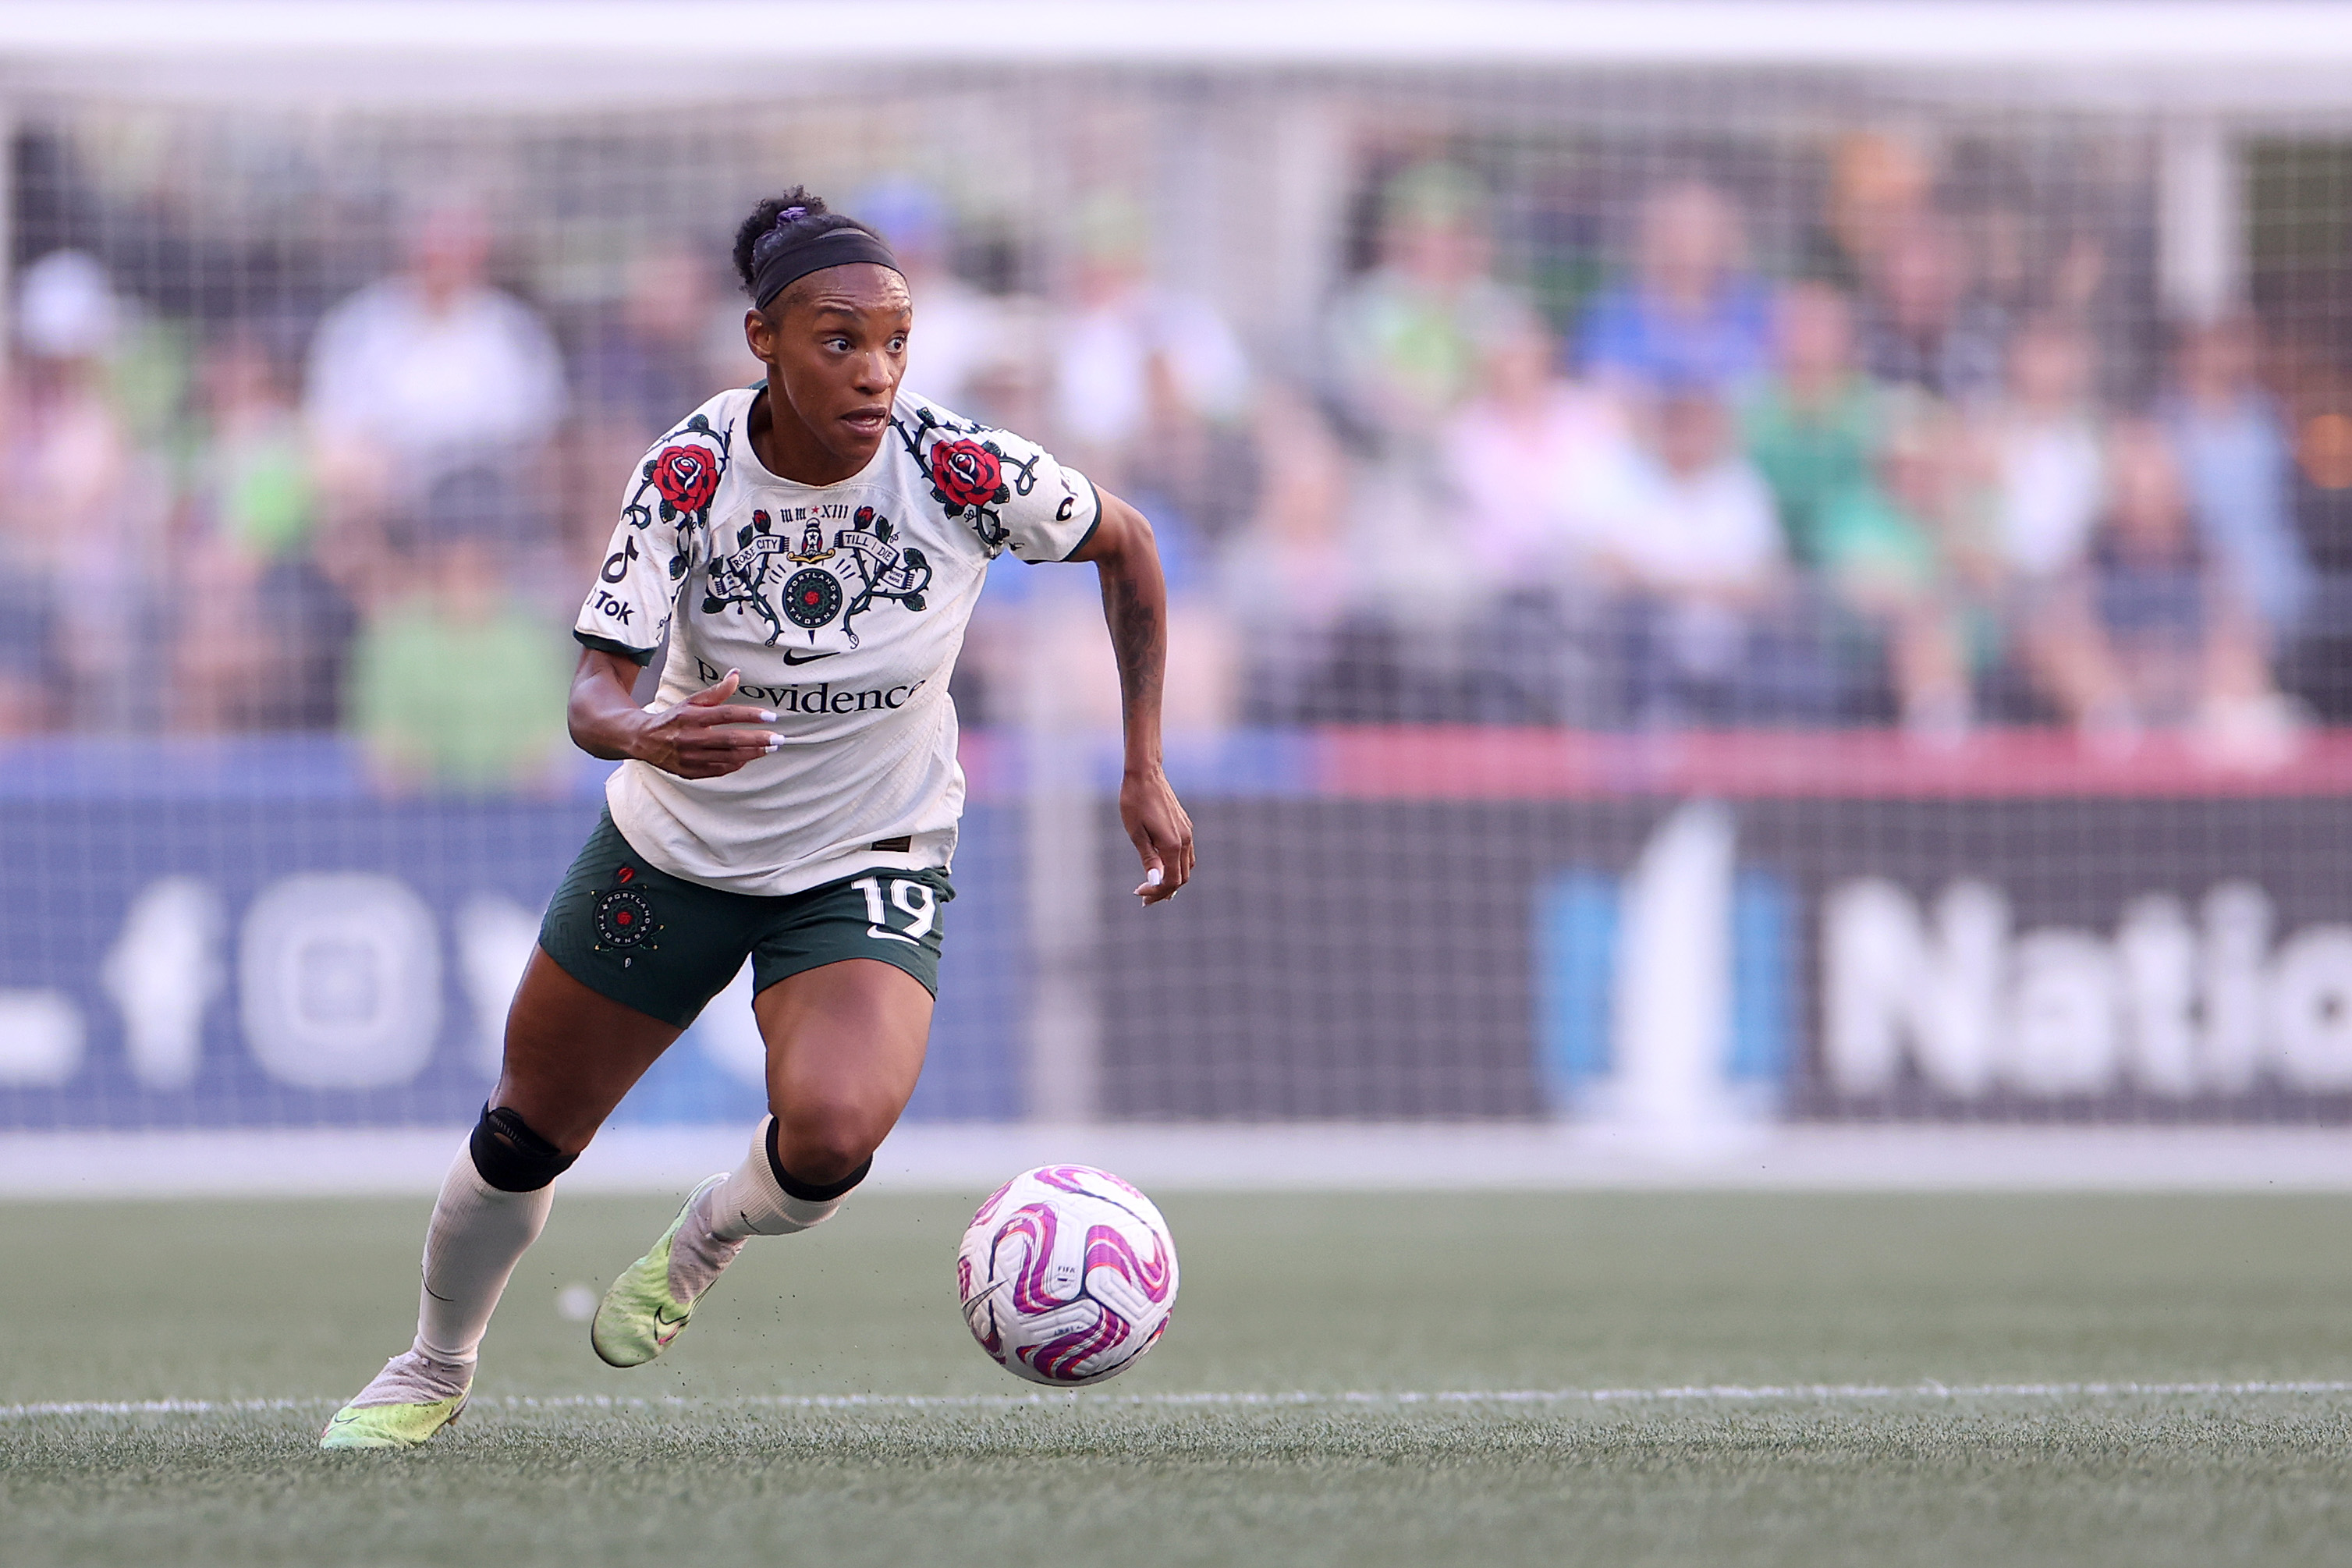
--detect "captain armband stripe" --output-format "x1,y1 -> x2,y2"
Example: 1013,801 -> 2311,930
574,630 -> 657,666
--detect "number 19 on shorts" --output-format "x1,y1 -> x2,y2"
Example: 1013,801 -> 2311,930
853,877 -> 937,946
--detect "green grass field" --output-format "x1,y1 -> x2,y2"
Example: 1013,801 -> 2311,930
9,1189 -> 2352,1566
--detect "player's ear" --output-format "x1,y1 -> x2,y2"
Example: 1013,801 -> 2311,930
743,306 -> 776,363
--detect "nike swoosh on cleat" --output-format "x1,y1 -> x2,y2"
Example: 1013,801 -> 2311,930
780,649 -> 839,665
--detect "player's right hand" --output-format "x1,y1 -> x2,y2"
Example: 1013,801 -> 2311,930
630,669 -> 783,779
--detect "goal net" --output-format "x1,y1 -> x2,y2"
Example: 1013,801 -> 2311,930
4,8 -> 2350,1159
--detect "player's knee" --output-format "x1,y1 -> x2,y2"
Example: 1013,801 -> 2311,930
774,1105 -> 883,1188
469,1105 -> 580,1193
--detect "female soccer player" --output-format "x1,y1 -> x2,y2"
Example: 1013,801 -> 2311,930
322,190 -> 1194,1449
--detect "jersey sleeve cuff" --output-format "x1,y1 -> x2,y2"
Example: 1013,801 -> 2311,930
1057,474 -> 1105,562
574,630 -> 656,666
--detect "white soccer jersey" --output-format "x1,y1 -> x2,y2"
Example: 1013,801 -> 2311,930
574,385 -> 1100,895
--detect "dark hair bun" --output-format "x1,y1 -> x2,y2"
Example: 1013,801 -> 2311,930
733,188 -> 879,298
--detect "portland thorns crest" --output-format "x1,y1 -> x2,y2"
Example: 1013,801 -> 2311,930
701,506 -> 931,647
593,866 -> 660,960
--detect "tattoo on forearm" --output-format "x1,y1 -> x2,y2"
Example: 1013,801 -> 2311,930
1104,570 -> 1164,724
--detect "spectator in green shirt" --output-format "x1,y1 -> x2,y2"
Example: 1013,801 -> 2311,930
347,523 -> 572,792
1742,281 -> 1880,567
174,337 -> 354,732
1815,392 -> 2001,738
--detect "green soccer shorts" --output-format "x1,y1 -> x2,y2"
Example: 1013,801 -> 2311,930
538,808 -> 953,1028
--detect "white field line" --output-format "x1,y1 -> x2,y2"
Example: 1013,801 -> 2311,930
9,1380 -> 2352,1421
20,1124 -> 2352,1197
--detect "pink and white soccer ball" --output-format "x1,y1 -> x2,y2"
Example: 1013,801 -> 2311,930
956,1164 -> 1179,1387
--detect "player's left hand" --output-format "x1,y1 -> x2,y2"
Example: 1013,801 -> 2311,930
1123,764 -> 1194,906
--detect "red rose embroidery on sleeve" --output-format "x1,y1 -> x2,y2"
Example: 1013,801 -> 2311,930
929,438 -> 1003,512
648,445 -> 720,516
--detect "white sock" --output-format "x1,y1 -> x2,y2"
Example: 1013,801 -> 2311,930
669,1118 -> 862,1303
348,1346 -> 472,1409
711,1116 -> 859,1239
410,1144 -> 555,1372
669,1119 -> 845,1299
665,1183 -> 747,1305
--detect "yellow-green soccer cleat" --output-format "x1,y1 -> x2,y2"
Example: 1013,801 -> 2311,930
591,1173 -> 729,1368
320,1394 -> 466,1451
320,1349 -> 471,1450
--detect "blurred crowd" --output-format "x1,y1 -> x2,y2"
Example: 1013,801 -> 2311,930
1246,161 -> 2321,760
2,150 -> 2343,784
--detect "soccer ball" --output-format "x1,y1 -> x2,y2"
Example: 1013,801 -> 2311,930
955,1164 -> 1179,1387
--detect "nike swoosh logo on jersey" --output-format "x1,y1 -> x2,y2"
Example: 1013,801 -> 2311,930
780,648 -> 839,665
